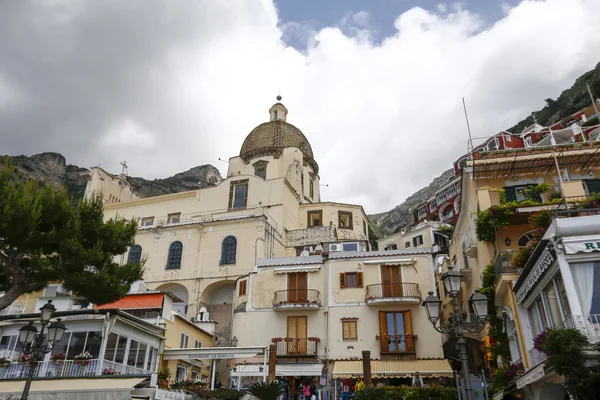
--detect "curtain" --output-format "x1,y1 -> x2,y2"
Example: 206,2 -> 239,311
570,262 -> 595,315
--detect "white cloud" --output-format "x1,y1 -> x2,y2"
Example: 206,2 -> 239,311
2,0 -> 600,214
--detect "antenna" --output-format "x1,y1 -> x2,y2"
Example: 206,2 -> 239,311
120,161 -> 128,176
218,158 -> 230,164
462,98 -> 474,153
320,183 -> 329,187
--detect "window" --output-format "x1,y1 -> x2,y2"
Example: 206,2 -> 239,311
405,241 -> 410,248
342,320 -> 358,341
180,333 -> 189,348
524,136 -> 533,147
413,235 -> 424,247
168,213 -> 181,224
176,365 -> 187,381
229,180 -> 249,209
191,371 -> 200,381
504,184 -> 541,202
518,232 -> 536,247
167,241 -> 183,270
378,311 -> 414,353
342,242 -> 359,252
141,217 -> 154,226
463,253 -> 470,269
254,161 -> 268,179
417,208 -> 428,221
384,244 -> 398,251
127,340 -> 139,366
194,340 -> 202,349
239,280 -> 247,296
307,210 -> 322,227
340,272 -> 363,288
309,177 -> 315,199
585,179 -> 600,195
127,245 -> 142,265
338,211 -> 353,229
220,236 -> 237,265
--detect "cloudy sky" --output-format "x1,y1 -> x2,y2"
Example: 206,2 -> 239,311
1,0 -> 600,214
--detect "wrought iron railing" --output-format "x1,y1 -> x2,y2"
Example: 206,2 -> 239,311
273,290 -> 321,307
556,314 -> 600,343
0,359 -> 154,379
554,195 -> 600,218
376,334 -> 417,354
494,251 -> 520,280
365,283 -> 421,301
271,338 -> 318,357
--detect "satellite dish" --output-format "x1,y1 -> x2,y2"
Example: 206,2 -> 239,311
300,251 -> 310,256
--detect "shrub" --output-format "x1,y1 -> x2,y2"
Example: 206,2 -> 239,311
196,388 -> 244,400
512,247 -> 533,270
353,385 -> 458,400
247,381 -> 285,400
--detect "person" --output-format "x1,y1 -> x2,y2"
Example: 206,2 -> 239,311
355,377 -> 365,392
309,379 -> 317,400
215,378 -> 222,389
412,372 -> 424,388
375,379 -> 385,388
341,379 -> 351,400
437,377 -> 446,388
303,380 -> 312,400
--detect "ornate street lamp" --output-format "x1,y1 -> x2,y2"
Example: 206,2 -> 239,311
18,300 -> 67,400
422,266 -> 488,400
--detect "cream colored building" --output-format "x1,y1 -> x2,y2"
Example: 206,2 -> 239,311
377,221 -> 451,252
230,248 -> 453,386
445,143 -> 600,399
82,98 -> 371,378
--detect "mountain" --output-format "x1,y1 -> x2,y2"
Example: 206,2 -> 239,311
369,168 -> 455,236
4,152 -> 222,200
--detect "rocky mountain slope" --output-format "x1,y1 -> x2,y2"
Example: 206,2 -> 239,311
4,152 -> 222,200
369,169 -> 455,236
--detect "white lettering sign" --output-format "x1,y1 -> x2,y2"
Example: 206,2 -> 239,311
516,365 -> 545,389
516,251 -> 556,304
0,395 -> 22,400
165,352 -> 258,360
564,240 -> 600,255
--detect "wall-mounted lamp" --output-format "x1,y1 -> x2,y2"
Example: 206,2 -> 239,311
259,366 -> 264,372
505,237 -> 511,246
589,170 -> 595,177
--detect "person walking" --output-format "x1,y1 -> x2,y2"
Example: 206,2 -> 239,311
355,377 -> 365,392
411,372 -> 424,388
341,379 -> 351,400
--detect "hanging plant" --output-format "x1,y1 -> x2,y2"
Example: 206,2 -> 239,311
533,330 -> 550,355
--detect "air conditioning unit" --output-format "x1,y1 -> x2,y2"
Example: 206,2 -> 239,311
328,243 -> 342,252
300,251 -> 310,256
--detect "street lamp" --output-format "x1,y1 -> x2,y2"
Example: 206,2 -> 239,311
230,336 -> 238,347
18,300 -> 67,400
422,266 -> 488,400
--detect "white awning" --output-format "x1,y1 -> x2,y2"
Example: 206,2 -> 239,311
273,266 -> 322,274
0,377 -> 146,400
231,363 -> 324,377
562,235 -> 600,254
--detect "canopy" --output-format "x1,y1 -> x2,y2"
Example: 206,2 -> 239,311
231,363 -> 324,377
332,359 -> 453,378
0,377 -> 146,400
94,293 -> 166,310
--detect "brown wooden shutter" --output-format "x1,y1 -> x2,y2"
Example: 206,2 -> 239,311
243,183 -> 248,207
357,272 -> 364,288
404,310 -> 414,352
350,321 -> 357,340
342,321 -> 350,340
340,273 -> 346,289
228,184 -> 234,209
378,311 -> 389,352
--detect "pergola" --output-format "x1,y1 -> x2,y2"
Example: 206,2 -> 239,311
162,346 -> 269,390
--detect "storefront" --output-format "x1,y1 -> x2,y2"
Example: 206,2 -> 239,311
230,362 -> 326,396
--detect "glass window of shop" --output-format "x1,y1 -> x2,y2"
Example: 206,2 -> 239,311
569,261 -> 600,316
526,273 -> 572,333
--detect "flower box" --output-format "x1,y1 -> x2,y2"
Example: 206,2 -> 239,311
103,368 -> 118,375
271,337 -> 283,343
19,354 -> 33,363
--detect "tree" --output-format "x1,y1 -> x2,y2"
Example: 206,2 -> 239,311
0,159 -> 144,310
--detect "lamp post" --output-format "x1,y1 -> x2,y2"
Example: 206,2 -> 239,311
18,300 -> 67,400
422,266 -> 488,400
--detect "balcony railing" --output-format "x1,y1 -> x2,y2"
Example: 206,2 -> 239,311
553,195 -> 600,218
271,338 -> 318,357
494,251 -> 521,280
273,290 -> 321,309
556,314 -> 600,343
376,334 -> 417,354
0,300 -> 27,315
0,359 -> 154,380
365,283 -> 421,303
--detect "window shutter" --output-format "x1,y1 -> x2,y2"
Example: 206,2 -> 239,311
350,322 -> 357,340
342,322 -> 350,340
404,310 -> 414,352
228,184 -> 234,208
378,311 -> 389,351
340,273 -> 346,288
243,183 -> 249,206
357,272 -> 364,288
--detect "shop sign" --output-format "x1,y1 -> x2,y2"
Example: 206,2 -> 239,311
564,240 -> 600,254
516,365 -> 545,389
155,388 -> 185,400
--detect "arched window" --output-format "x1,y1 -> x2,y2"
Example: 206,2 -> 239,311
167,241 -> 183,270
405,241 -> 411,248
220,236 -> 237,265
127,245 -> 142,265
518,232 -> 536,247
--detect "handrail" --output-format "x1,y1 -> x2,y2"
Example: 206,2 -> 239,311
365,283 -> 421,301
273,289 -> 321,306
0,359 -> 153,379
270,338 -> 318,357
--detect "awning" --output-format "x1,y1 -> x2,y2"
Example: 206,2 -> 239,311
332,359 -> 453,378
231,363 -> 324,377
0,377 -> 147,400
94,293 -> 166,309
274,266 -> 321,274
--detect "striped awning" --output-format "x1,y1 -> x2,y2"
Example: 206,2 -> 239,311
332,359 -> 453,378
273,266 -> 321,274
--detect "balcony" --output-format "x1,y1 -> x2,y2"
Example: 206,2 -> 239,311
494,251 -> 521,281
553,195 -> 600,218
557,314 -> 600,343
271,338 -> 319,358
272,290 -> 321,310
376,334 -> 417,355
365,283 -> 421,305
0,359 -> 154,380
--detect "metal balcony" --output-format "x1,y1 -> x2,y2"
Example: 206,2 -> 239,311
376,334 -> 417,355
365,283 -> 421,305
271,338 -> 319,357
272,290 -> 321,310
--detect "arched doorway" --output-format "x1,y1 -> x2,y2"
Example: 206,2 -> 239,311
156,282 -> 190,318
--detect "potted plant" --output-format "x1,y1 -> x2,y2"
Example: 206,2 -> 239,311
0,357 -> 11,368
19,354 -> 33,363
73,351 -> 93,365
248,381 -> 285,400
50,352 -> 66,363
103,368 -> 118,375
157,367 -> 171,388
271,337 -> 283,343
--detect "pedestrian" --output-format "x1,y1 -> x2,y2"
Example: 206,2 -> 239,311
355,377 -> 365,392
309,379 -> 317,400
303,380 -> 312,400
215,378 -> 222,389
412,372 -> 424,388
341,379 -> 351,400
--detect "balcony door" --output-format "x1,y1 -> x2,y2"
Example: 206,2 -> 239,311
381,265 -> 403,297
288,272 -> 308,303
287,316 -> 307,355
379,311 -> 413,353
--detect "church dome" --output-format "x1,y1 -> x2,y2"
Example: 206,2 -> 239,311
239,98 -> 318,173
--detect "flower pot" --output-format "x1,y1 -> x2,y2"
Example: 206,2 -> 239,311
1,363 -> 10,368
159,379 -> 169,388
75,360 -> 90,366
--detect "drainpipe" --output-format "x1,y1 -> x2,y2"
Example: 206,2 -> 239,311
507,282 -> 530,369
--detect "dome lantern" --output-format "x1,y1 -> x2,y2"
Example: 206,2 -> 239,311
269,95 -> 288,122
